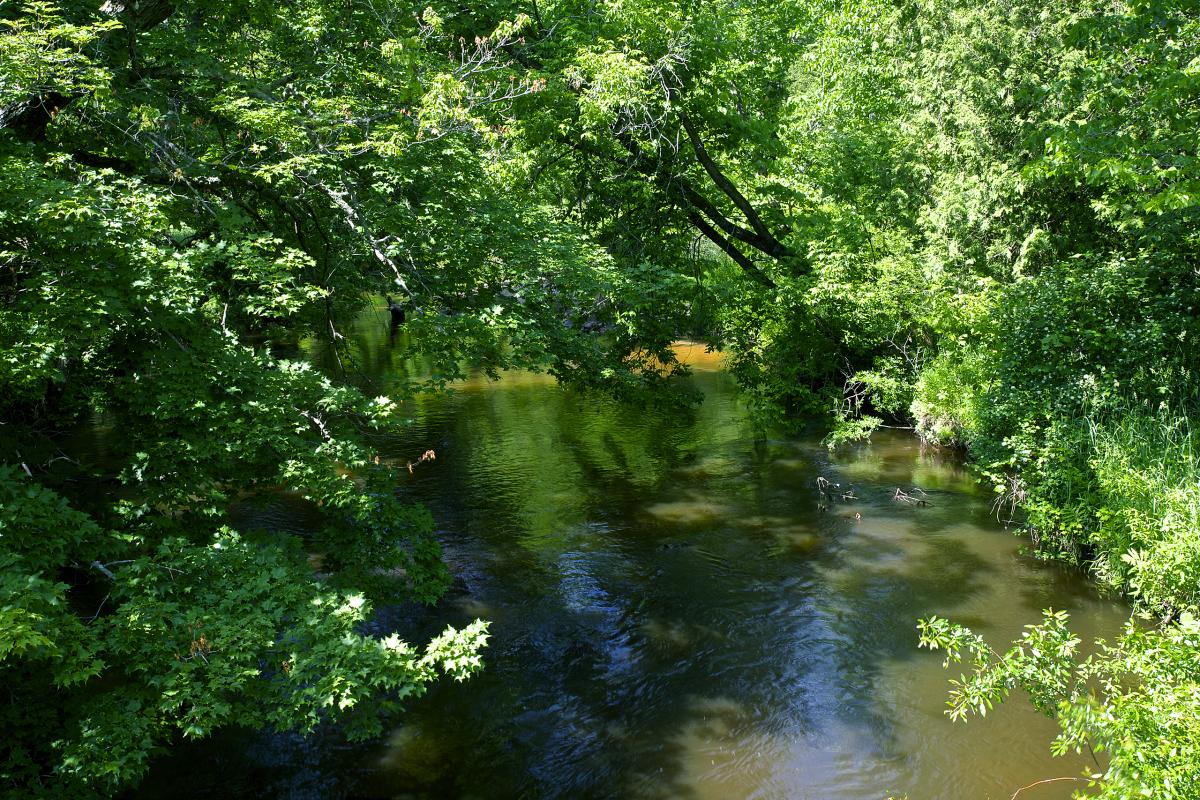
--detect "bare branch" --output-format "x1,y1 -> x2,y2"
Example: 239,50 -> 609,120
313,182 -> 410,293
1011,778 -> 1081,800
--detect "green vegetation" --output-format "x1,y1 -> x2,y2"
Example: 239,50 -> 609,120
2,0 -> 1197,796
0,0 -> 637,792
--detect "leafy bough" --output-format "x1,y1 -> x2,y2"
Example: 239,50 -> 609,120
919,610 -> 1200,799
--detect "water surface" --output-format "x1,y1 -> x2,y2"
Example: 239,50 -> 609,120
136,325 -> 1127,800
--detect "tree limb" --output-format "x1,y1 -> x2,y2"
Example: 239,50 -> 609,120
677,179 -> 782,258
686,211 -> 777,289
606,131 -> 784,285
1,0 -> 177,138
314,182 -> 411,293
1010,777 -> 1081,800
678,111 -> 794,259
559,66 -> 800,281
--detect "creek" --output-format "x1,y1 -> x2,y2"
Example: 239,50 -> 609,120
134,316 -> 1127,800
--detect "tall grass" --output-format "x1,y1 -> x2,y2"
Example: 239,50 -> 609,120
1088,405 -> 1200,615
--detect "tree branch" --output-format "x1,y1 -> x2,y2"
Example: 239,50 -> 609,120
313,182 -> 411,293
676,179 -> 779,257
1010,777 -> 1081,800
678,112 -> 794,259
606,130 -> 785,285
1,0 -> 177,138
686,211 -> 776,289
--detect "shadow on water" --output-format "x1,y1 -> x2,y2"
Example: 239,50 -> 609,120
132,308 -> 1129,800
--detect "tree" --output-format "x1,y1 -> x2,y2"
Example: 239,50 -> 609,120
0,0 -> 671,793
5,0 -> 1198,796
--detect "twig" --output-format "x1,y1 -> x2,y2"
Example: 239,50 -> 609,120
85,593 -> 110,622
406,449 -> 436,473
1010,777 -> 1081,800
89,560 -> 134,579
299,410 -> 332,442
893,487 -> 933,506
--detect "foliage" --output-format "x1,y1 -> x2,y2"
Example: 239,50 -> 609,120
0,462 -> 494,792
823,415 -> 882,451
920,610 -> 1200,800
909,349 -> 989,448
1072,405 -> 1199,613
3,0 -> 1199,796
0,0 -> 652,794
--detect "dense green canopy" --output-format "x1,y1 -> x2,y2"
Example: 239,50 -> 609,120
2,0 -> 1198,796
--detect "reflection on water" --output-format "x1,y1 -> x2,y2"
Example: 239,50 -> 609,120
134,311 -> 1127,800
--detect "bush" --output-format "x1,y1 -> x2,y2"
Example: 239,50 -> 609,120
1088,407 -> 1200,615
910,348 -> 990,448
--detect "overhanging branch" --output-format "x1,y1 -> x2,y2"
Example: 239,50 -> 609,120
606,130 -> 784,286
687,212 -> 777,289
1,0 -> 176,138
679,112 -> 794,259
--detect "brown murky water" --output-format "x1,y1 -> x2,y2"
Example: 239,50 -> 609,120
135,315 -> 1127,800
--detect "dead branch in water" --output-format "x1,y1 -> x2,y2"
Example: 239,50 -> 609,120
892,487 -> 933,507
1010,777 -> 1081,800
816,477 -> 858,512
817,477 -> 857,499
407,449 -> 437,474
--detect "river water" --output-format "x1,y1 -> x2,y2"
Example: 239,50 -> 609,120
135,323 -> 1127,800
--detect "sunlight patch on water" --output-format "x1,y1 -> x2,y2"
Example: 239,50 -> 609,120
640,618 -> 732,654
762,526 -> 822,556
644,497 -> 734,524
670,340 -> 727,372
770,457 -> 811,471
377,722 -> 450,788
629,695 -> 779,800
672,453 -> 743,480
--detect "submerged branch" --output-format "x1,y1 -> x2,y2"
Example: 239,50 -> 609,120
1010,777 -> 1081,800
